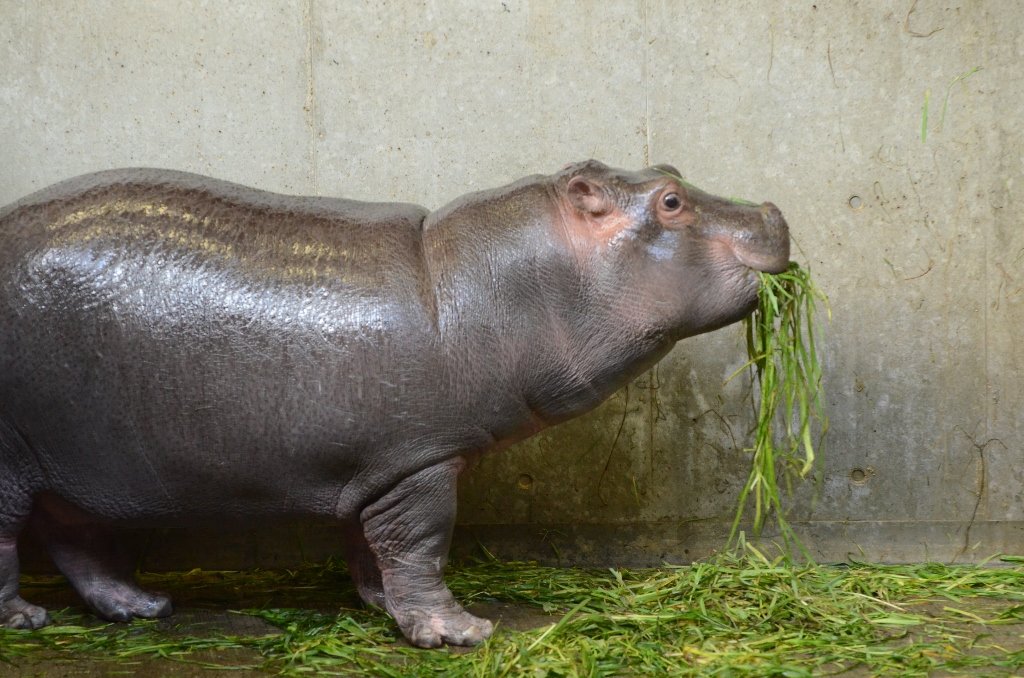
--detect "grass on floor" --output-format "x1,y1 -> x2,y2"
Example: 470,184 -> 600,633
3,550 -> 1024,676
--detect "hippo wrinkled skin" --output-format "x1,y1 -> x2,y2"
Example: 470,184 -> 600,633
0,161 -> 789,647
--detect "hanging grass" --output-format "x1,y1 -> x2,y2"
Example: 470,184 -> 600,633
654,169 -> 830,555
3,554 -> 1024,676
728,262 -> 830,557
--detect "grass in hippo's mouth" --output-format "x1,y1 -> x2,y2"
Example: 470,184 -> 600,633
5,554 -> 1024,676
730,261 -> 830,557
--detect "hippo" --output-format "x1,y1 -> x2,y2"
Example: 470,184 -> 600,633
0,161 -> 788,647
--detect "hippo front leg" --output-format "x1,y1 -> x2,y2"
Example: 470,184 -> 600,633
360,458 -> 492,648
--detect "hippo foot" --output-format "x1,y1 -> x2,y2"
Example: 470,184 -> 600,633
0,597 -> 51,629
395,604 -> 493,648
81,582 -> 172,622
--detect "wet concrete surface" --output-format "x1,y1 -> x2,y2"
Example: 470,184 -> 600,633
830,598 -> 1024,677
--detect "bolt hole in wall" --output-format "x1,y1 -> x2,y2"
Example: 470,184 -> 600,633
850,467 -> 875,485
848,195 -> 863,210
517,473 -> 534,490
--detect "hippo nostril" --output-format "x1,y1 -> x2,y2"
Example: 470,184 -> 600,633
761,203 -> 786,232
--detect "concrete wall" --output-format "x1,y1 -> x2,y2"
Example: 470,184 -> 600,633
2,0 -> 1022,567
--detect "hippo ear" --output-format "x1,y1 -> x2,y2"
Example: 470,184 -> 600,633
651,163 -> 682,178
566,177 -> 613,216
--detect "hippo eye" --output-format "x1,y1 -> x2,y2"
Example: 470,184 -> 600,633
662,193 -> 681,211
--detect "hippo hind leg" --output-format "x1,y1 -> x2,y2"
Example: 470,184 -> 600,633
0,537 -> 50,629
360,457 -> 493,648
30,493 -> 171,622
0,489 -> 50,629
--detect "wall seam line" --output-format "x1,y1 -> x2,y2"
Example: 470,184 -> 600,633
643,0 -> 651,166
980,14 -> 990,524
304,0 -> 320,195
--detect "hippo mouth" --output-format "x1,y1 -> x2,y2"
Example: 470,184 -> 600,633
712,233 -> 790,277
733,247 -> 791,274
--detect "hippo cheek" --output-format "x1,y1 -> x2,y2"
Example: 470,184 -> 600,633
707,238 -> 763,295
676,244 -> 762,335
638,232 -> 759,336
716,264 -> 762,322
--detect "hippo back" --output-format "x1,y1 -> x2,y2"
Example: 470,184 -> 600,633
0,170 -> 436,522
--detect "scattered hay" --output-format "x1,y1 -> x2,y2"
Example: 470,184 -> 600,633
4,554 -> 1024,676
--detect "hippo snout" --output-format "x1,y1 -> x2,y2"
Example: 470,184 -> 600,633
758,202 -> 790,273
728,202 -> 790,274
762,203 -> 785,235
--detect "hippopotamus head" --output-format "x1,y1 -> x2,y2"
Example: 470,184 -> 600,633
554,160 -> 790,342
